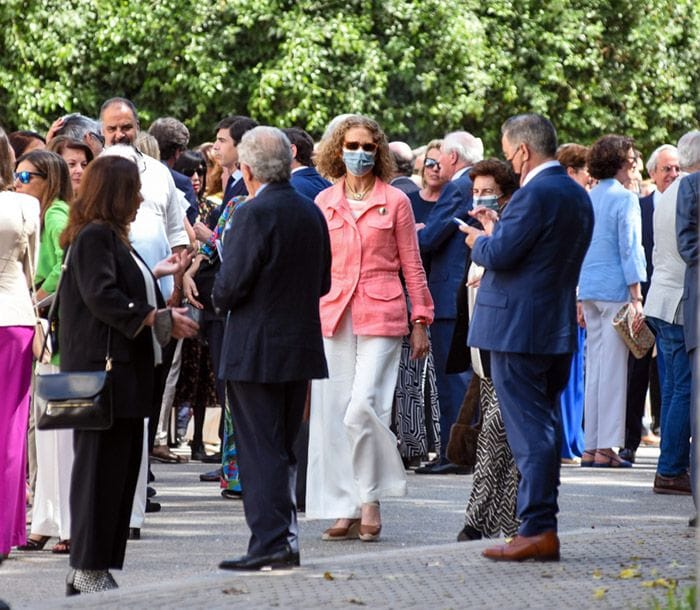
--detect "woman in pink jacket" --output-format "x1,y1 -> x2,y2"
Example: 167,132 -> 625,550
306,116 -> 434,541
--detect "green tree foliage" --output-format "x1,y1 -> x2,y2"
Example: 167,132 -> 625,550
1,0 -> 698,155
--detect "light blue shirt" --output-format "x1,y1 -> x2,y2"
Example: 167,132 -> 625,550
579,178 -> 646,302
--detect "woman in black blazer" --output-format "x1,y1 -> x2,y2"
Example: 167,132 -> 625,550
58,156 -> 197,595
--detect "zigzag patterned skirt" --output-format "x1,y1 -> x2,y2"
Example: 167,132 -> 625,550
393,334 -> 441,460
464,377 -> 520,538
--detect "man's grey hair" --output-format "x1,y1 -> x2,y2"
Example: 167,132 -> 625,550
238,126 -> 292,183
442,131 -> 483,166
501,114 -> 558,157
55,113 -> 102,143
646,144 -> 678,174
100,143 -> 145,173
148,117 -> 190,161
677,131 -> 700,171
322,114 -> 361,141
389,141 -> 414,176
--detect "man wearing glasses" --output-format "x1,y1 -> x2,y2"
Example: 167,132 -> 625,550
416,130 -> 483,475
622,144 -> 680,464
99,97 -> 190,536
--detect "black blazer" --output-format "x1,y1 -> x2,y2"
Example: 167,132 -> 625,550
213,181 -> 331,383
638,193 -> 655,297
58,222 -> 164,418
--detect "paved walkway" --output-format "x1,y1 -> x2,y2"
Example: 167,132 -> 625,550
1,447 -> 696,609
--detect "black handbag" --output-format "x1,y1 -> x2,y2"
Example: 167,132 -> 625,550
33,247 -> 114,431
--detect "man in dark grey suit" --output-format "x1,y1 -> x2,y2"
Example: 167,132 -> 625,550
213,126 -> 331,570
462,114 -> 593,561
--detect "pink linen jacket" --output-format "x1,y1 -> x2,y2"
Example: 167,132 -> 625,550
315,178 -> 434,337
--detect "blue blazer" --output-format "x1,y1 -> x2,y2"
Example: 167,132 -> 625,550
418,171 -> 476,319
212,181 -> 331,383
638,193 -> 654,297
468,165 -> 593,354
290,166 -> 331,201
676,172 -> 699,352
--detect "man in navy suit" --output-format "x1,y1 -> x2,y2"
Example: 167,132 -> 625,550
213,126 -> 331,570
416,130 -> 483,474
622,144 -> 680,462
676,170 -> 699,512
283,127 -> 331,201
206,116 -> 258,228
462,114 -> 593,561
388,141 -> 420,196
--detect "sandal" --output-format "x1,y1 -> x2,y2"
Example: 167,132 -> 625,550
16,535 -> 51,551
150,446 -> 188,464
52,539 -> 71,554
593,449 -> 632,468
580,450 -> 596,467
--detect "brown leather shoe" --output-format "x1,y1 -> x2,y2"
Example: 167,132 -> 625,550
653,472 -> 692,495
482,531 -> 560,562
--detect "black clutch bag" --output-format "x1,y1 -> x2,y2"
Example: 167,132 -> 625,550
33,246 -> 114,431
35,366 -> 113,431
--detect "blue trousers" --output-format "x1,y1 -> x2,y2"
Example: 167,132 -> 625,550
490,351 -> 572,536
430,319 -> 471,459
648,318 -> 691,477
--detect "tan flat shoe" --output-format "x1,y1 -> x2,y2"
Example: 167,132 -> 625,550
321,519 -> 360,541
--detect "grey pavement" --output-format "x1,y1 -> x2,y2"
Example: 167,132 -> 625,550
1,446 -> 696,609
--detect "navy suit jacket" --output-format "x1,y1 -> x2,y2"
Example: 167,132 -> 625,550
290,166 -> 331,201
170,167 -> 198,224
676,172 -> 699,352
638,193 -> 655,298
468,165 -> 593,354
209,175 -> 249,228
390,176 -> 420,196
418,170 -> 477,319
212,181 -> 331,383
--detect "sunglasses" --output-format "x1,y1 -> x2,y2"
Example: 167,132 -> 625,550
14,170 -> 47,184
181,167 -> 205,178
344,141 -> 378,152
424,158 -> 440,170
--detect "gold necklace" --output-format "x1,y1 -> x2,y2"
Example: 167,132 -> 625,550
345,179 -> 374,200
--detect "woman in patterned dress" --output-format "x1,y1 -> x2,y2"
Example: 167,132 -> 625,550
457,159 -> 520,541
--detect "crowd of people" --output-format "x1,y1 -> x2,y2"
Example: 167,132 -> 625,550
0,98 -> 697,592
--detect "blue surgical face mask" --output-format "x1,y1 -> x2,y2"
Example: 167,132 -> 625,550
343,149 -> 376,177
473,195 -> 501,211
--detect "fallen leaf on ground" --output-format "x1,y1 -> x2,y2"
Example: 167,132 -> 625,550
593,587 -> 608,600
323,571 -> 334,581
592,568 -> 602,580
618,567 -> 641,579
640,578 -> 677,589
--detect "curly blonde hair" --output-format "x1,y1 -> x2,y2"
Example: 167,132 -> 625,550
315,115 -> 395,182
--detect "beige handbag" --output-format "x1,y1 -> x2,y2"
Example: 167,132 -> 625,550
612,303 -> 655,359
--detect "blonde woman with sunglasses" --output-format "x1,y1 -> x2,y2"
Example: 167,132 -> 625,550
306,116 -> 434,541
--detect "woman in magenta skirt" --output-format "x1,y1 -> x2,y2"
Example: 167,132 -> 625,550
0,126 -> 41,563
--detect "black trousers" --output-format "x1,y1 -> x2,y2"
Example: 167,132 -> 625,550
70,417 -> 143,570
199,315 -> 225,444
625,351 -> 661,450
227,380 -> 306,557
